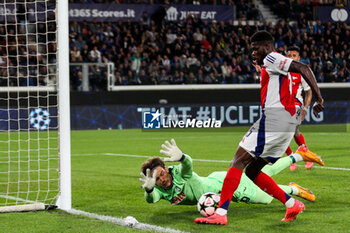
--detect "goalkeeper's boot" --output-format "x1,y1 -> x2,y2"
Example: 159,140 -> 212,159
289,182 -> 316,202
289,163 -> 297,171
305,161 -> 314,169
281,199 -> 305,222
295,146 -> 325,166
195,213 -> 227,225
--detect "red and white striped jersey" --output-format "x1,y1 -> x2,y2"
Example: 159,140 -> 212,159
288,72 -> 310,106
261,52 -> 295,116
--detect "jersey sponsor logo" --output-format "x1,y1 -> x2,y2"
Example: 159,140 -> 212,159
170,192 -> 186,205
279,59 -> 287,70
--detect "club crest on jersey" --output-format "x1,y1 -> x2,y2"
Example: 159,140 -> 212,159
175,186 -> 181,192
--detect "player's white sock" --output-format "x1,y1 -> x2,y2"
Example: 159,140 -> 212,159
291,153 -> 303,163
290,186 -> 299,195
216,208 -> 227,216
285,198 -> 295,208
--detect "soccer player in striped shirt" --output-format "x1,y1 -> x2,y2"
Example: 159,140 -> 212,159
195,31 -> 324,225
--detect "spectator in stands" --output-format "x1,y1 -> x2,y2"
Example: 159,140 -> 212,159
158,69 -> 170,85
70,46 -> 83,62
300,51 -> 310,66
186,72 -> 198,84
322,61 -> 335,83
89,46 -> 101,63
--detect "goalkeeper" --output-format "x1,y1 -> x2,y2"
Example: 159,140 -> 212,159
139,139 -> 318,206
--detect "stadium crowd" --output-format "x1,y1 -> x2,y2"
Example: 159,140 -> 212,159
0,5 -> 57,87
69,10 -> 350,90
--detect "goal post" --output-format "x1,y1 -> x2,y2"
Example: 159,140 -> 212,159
56,0 -> 71,211
0,0 -> 71,212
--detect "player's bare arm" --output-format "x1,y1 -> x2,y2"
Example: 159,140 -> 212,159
304,89 -> 312,109
288,61 -> 324,117
301,89 -> 312,121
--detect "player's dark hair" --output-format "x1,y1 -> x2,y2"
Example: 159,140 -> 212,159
250,30 -> 274,44
286,46 -> 300,53
141,157 -> 165,175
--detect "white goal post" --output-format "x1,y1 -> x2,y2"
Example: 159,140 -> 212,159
0,0 -> 71,212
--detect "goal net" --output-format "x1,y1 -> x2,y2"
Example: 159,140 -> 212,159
0,0 -> 70,212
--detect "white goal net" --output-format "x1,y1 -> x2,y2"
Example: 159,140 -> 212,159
0,0 -> 70,212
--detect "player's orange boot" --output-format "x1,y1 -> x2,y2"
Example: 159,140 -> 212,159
295,146 -> 325,166
289,163 -> 297,171
281,199 -> 305,221
289,182 -> 316,202
305,161 -> 314,169
195,213 -> 227,225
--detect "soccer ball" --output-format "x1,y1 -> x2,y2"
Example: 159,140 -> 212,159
197,192 -> 220,217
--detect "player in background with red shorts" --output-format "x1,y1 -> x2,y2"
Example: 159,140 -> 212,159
285,46 -> 314,170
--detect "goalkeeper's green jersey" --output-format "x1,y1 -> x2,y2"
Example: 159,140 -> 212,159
145,155 -> 265,205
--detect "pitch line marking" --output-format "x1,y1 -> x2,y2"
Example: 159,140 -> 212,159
72,152 -> 350,171
67,209 -> 190,233
0,195 -> 189,233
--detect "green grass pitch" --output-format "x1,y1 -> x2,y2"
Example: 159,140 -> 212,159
2,125 -> 350,233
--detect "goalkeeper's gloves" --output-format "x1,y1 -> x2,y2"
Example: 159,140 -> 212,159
160,139 -> 184,162
139,168 -> 157,192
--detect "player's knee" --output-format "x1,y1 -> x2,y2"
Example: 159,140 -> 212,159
230,147 -> 253,170
230,158 -> 248,170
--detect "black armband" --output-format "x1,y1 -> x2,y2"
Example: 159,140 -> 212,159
146,188 -> 154,194
179,154 -> 185,162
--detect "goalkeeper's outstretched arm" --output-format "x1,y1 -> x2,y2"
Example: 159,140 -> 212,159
160,139 -> 193,180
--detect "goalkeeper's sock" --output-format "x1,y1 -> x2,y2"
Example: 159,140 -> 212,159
285,146 -> 293,156
263,156 -> 294,177
278,185 -> 294,195
291,153 -> 304,163
254,172 -> 294,207
290,185 -> 299,195
216,167 -> 242,216
294,133 -> 307,147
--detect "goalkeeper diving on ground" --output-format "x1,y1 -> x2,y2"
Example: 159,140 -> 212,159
139,139 -> 324,206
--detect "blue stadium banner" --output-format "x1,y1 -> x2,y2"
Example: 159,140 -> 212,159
70,101 -> 350,130
0,107 -> 57,131
317,7 -> 350,23
69,4 -> 234,22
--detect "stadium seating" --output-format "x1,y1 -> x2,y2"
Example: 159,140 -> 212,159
68,13 -> 350,90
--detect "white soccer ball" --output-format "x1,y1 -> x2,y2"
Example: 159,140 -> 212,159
124,216 -> 138,227
197,192 -> 220,217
